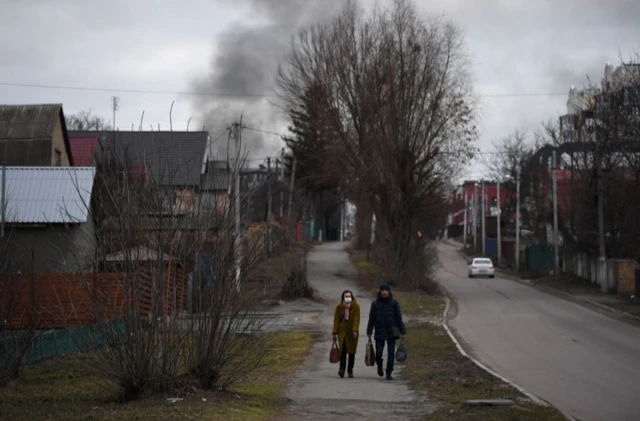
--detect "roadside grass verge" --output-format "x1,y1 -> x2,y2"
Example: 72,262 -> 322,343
348,242 -> 567,420
0,332 -> 313,421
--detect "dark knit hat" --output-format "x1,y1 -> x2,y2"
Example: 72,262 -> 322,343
379,283 -> 391,292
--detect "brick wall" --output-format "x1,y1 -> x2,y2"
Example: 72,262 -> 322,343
616,260 -> 638,295
2,265 -> 187,330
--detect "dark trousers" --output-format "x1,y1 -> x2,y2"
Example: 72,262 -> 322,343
375,339 -> 396,373
339,339 -> 355,373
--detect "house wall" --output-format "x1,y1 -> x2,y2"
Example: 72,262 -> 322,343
5,219 -> 96,273
50,117 -> 71,166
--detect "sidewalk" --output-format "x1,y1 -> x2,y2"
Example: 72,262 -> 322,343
278,242 -> 432,420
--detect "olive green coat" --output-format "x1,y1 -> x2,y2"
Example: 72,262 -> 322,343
332,298 -> 361,354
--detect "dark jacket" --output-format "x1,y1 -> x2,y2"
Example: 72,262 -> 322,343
366,292 -> 406,341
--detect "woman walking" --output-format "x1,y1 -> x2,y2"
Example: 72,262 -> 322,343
332,290 -> 360,378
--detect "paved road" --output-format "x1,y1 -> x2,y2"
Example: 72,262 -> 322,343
280,242 -> 433,420
436,241 -> 640,421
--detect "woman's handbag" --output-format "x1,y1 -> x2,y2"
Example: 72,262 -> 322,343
365,339 -> 376,366
329,340 -> 340,364
390,326 -> 402,340
396,340 -> 407,362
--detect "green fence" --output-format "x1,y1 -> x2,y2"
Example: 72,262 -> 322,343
525,243 -> 555,272
1,318 -> 126,366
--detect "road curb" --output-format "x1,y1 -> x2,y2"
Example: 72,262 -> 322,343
441,294 -> 578,421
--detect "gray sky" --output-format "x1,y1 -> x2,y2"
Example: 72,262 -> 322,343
1,0 -> 639,177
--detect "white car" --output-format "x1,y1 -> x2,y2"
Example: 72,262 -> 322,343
468,258 -> 495,278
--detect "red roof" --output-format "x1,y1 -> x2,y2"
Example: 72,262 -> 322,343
69,136 -> 98,166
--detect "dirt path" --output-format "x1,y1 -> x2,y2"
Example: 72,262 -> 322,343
276,242 -> 434,420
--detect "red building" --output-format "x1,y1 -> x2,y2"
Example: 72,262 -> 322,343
450,180 -> 509,230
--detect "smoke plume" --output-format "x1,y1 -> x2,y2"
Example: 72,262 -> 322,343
191,0 -> 343,162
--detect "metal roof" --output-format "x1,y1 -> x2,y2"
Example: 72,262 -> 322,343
1,167 -> 96,224
103,246 -> 170,262
0,104 -> 62,140
69,131 -> 208,187
200,170 -> 231,191
0,104 -> 74,166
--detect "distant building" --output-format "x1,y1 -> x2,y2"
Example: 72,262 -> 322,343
0,104 -> 73,167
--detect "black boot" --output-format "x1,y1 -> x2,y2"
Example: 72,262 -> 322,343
386,371 -> 393,380
338,369 -> 345,378
377,361 -> 384,377
347,354 -> 355,378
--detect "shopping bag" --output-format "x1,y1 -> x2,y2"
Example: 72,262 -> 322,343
396,340 -> 407,362
365,339 -> 376,366
329,340 -> 340,364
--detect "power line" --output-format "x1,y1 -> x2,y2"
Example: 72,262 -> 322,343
0,82 -> 278,98
243,126 -> 285,137
0,81 -> 568,99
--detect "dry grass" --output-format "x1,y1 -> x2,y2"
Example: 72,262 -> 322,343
404,323 -> 567,421
0,332 -> 313,421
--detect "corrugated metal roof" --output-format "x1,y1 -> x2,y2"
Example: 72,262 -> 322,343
0,167 -> 95,224
69,131 -> 208,187
69,136 -> 98,166
103,246 -> 170,262
0,104 -> 62,140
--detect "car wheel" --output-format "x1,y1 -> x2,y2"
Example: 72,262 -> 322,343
489,275 -> 495,278
468,274 -> 473,278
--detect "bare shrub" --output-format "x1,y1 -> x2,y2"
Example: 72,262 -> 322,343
0,246 -> 37,386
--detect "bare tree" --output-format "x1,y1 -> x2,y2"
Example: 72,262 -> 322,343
0,247 -> 35,385
65,109 -> 111,131
47,131 -> 284,400
278,0 -> 476,287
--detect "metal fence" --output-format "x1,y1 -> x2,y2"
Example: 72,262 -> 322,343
0,318 -> 126,366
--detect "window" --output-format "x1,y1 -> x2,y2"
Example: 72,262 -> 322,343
54,150 -> 62,166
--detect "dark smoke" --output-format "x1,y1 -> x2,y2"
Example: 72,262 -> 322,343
191,0 -> 343,161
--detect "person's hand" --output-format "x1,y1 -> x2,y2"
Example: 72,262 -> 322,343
332,334 -> 337,342
353,332 -> 358,339
401,334 -> 406,339
367,334 -> 372,340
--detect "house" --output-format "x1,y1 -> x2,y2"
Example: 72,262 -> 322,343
0,166 -> 96,273
450,181 -> 509,235
0,104 -> 73,166
200,161 -> 231,215
69,131 -> 209,214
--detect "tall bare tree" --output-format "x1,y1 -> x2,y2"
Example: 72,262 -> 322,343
278,0 -> 476,286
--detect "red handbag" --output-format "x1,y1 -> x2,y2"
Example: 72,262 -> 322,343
329,340 -> 340,364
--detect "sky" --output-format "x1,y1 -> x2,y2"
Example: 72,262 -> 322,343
1,0 -> 639,179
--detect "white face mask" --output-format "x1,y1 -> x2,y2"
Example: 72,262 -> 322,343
344,297 -> 352,304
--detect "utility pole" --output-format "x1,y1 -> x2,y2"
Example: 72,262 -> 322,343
481,179 -> 486,256
472,184 -> 477,252
286,157 -> 296,242
280,148 -> 285,218
340,189 -> 346,242
267,157 -> 272,255
596,148 -> 607,292
552,150 -> 560,280
516,166 -> 521,272
112,96 -> 119,130
1,162 -> 6,239
463,192 -> 468,248
231,121 -> 243,290
497,181 -> 501,262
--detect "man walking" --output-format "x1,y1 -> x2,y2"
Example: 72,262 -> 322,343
367,284 -> 406,380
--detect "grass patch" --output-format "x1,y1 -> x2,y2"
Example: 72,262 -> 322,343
0,332 -> 313,421
403,323 -> 566,421
392,291 -> 445,319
